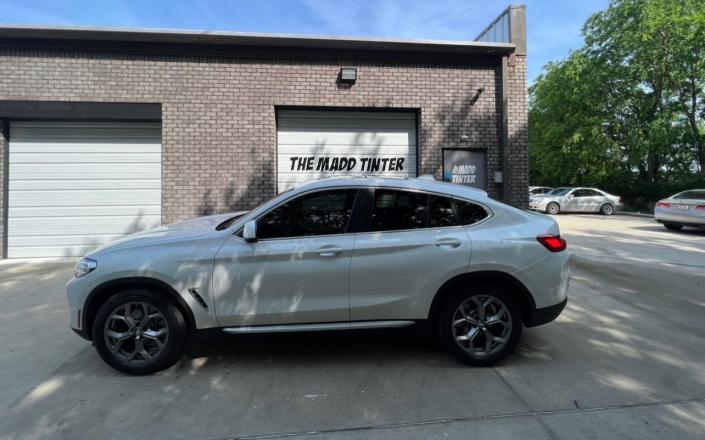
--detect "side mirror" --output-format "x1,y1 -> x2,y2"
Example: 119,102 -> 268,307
568,194 -> 575,199
243,220 -> 257,243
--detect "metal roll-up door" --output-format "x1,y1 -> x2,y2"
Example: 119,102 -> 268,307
277,110 -> 417,192
7,121 -> 161,258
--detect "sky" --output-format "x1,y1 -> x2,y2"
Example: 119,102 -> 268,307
0,0 -> 610,85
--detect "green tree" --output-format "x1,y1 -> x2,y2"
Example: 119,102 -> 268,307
529,0 -> 705,208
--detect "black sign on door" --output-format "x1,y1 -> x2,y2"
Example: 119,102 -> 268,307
442,149 -> 487,190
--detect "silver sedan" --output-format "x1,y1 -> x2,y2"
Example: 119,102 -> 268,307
529,187 -> 623,215
654,189 -> 705,231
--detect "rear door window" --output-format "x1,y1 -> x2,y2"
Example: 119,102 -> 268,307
429,195 -> 460,227
371,189 -> 428,231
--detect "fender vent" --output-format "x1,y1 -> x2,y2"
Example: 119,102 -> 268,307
188,288 -> 208,310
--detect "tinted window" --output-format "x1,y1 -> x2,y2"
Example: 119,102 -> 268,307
429,196 -> 459,227
455,200 -> 489,225
371,190 -> 427,231
548,187 -> 572,196
257,189 -> 357,239
674,191 -> 705,200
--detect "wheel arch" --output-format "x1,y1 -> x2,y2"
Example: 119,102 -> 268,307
427,271 -> 536,329
83,277 -> 196,341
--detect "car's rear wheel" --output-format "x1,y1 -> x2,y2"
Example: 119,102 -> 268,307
546,202 -> 560,215
92,289 -> 188,375
664,222 -> 683,231
600,203 -> 614,216
438,286 -> 523,367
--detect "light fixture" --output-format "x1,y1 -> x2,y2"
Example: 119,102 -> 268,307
340,67 -> 357,83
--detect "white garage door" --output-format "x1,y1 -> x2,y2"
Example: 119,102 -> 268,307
8,122 -> 161,258
277,110 -> 416,192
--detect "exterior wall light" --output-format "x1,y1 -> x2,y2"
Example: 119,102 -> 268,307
340,67 -> 357,83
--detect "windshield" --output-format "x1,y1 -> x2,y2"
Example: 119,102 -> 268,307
215,187 -> 295,231
547,187 -> 572,196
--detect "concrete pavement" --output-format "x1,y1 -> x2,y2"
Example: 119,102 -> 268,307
1,214 -> 704,439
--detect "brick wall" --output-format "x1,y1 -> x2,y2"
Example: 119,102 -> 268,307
0,49 -> 527,235
506,54 -> 529,208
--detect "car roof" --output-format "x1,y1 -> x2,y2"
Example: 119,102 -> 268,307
290,176 -> 489,199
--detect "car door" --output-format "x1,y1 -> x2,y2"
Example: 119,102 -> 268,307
212,188 -> 358,326
563,189 -> 584,212
581,189 -> 601,212
348,188 -> 472,321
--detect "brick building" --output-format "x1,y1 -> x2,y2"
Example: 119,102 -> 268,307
0,5 -> 528,259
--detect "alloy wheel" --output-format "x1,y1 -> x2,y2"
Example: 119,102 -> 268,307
104,302 -> 169,365
451,295 -> 512,356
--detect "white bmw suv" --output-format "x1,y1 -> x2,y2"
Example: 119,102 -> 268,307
67,177 -> 569,374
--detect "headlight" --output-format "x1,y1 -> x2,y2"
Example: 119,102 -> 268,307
74,258 -> 97,278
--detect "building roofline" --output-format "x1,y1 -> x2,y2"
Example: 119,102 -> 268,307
0,24 -> 516,56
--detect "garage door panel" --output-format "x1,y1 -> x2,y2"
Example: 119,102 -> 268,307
278,110 -> 415,120
9,215 -> 161,236
10,179 -> 161,191
8,121 -> 162,258
11,142 -> 162,154
277,131 -> 415,146
10,121 -> 161,141
9,205 -> 162,218
9,163 -> 161,180
277,118 -> 416,130
9,189 -> 160,207
10,152 -> 161,163
278,144 -> 413,155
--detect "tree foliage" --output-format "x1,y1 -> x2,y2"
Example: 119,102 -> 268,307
529,0 -> 705,209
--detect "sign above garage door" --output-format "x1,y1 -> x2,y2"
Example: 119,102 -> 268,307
276,110 -> 417,192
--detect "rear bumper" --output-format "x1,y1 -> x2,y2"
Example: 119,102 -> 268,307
526,297 -> 567,327
654,209 -> 705,225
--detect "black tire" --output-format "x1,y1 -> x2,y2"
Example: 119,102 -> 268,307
546,202 -> 560,215
664,222 -> 683,231
92,289 -> 188,375
438,285 -> 523,367
600,203 -> 614,216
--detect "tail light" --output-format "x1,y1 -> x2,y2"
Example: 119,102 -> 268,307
696,205 -> 705,211
656,201 -> 671,208
537,234 -> 567,252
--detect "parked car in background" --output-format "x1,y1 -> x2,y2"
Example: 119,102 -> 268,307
66,176 -> 569,374
529,187 -> 622,215
654,189 -> 705,231
529,186 -> 553,197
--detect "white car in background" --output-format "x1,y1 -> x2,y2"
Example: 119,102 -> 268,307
654,189 -> 705,231
530,187 -> 623,215
66,177 -> 570,374
529,186 -> 553,197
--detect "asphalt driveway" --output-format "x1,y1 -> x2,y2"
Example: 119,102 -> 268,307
1,214 -> 704,440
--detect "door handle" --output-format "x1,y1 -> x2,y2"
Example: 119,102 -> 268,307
315,246 -> 343,257
435,238 -> 462,249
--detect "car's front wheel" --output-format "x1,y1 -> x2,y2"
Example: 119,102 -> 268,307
438,286 -> 523,366
92,289 -> 188,375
